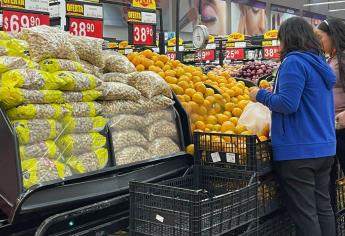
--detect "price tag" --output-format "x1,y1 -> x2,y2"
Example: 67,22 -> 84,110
225,48 -> 245,60
226,153 -> 236,163
156,214 -> 164,223
196,49 -> 215,61
3,10 -> 50,33
69,17 -> 103,38
234,42 -> 246,48
124,48 -> 133,54
131,23 -> 154,45
166,52 -> 176,60
211,152 -> 221,163
205,43 -> 216,50
263,46 -> 280,59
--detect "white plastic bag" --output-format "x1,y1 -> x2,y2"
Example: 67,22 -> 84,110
238,102 -> 271,136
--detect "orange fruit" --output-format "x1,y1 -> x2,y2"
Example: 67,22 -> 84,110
203,99 -> 212,109
225,102 -> 236,112
238,100 -> 250,110
142,59 -> 154,69
158,55 -> 169,63
197,106 -> 208,116
205,88 -> 215,97
183,102 -> 192,113
229,117 -> 238,126
205,96 -> 216,104
165,76 -> 178,84
235,125 -> 247,134
206,115 -> 217,125
190,114 -> 204,123
221,121 -> 235,133
165,70 -> 177,77
158,71 -> 165,78
206,124 -> 214,130
189,101 -> 199,112
213,124 -> 222,132
155,60 -> 165,68
241,131 -> 253,135
192,76 -> 202,83
208,108 -> 217,115
175,67 -> 185,77
179,75 -> 190,83
132,56 -> 142,66
185,88 -> 196,98
223,111 -> 232,118
258,136 -> 268,142
183,94 -> 191,102
127,52 -> 137,61
223,130 -> 235,142
195,82 -> 206,94
136,64 -> 145,71
195,121 -> 206,130
170,84 -> 184,95
213,103 -> 223,113
177,95 -> 185,102
178,81 -> 190,90
192,93 -> 204,105
216,114 -> 229,125
186,144 -> 194,155
227,89 -> 235,97
232,108 -> 243,117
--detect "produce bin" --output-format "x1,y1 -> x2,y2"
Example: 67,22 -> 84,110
129,165 -> 282,236
338,211 -> 345,236
337,177 -> 345,214
194,132 -> 272,175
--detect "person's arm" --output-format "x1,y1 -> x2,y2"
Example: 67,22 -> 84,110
256,57 -> 306,114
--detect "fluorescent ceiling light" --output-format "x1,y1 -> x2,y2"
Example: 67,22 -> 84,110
329,8 -> 345,11
304,1 -> 345,6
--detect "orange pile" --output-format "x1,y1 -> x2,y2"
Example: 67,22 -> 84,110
127,50 -> 267,138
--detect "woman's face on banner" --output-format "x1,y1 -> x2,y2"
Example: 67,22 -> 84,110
194,0 -> 226,35
240,5 -> 266,35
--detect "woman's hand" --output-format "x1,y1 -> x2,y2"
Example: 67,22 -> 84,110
336,111 -> 345,129
249,87 -> 260,102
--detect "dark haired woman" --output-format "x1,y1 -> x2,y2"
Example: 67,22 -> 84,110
250,17 -> 336,235
317,19 -> 345,210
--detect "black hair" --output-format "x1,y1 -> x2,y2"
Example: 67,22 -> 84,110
318,18 -> 345,91
278,17 -> 323,61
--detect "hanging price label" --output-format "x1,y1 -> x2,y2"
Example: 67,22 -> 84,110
2,10 -> 50,33
131,23 -> 154,45
263,46 -> 280,59
196,49 -> 215,61
166,52 -> 176,60
225,48 -> 245,60
69,17 -> 103,38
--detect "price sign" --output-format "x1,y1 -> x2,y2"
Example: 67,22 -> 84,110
196,49 -> 215,61
3,10 -> 50,32
166,52 -> 176,60
131,23 -> 154,45
263,46 -> 280,59
225,48 -> 245,60
69,17 -> 102,38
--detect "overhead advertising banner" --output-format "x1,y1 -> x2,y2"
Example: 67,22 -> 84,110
231,0 -> 267,36
271,4 -> 299,30
132,0 -> 156,10
178,0 -> 227,35
303,11 -> 326,27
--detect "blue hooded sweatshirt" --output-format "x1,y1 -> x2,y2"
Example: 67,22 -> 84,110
256,52 -> 336,161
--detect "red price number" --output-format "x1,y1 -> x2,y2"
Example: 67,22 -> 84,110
3,10 -> 50,33
264,47 -> 280,59
166,52 -> 176,60
225,48 -> 245,60
196,49 -> 215,61
69,18 -> 103,38
132,24 -> 154,45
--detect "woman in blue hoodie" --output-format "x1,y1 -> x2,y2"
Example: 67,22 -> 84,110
250,17 -> 336,236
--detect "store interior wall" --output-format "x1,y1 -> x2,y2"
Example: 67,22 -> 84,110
102,0 -> 345,41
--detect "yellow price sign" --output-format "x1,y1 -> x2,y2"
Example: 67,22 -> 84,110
208,35 -> 215,44
264,30 -> 278,39
227,32 -> 245,42
132,0 -> 156,10
262,41 -> 273,46
168,37 -> 183,46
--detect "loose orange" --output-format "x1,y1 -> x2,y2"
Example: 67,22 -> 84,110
221,121 -> 235,133
206,115 -> 218,125
232,108 -> 243,117
165,76 -> 178,84
229,117 -> 238,126
136,64 -> 145,71
205,88 -> 215,97
177,81 -> 190,90
192,93 -> 204,105
195,121 -> 206,130
235,125 -> 247,134
185,88 -> 196,98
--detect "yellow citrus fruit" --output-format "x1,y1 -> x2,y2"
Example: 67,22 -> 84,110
205,88 -> 215,96
203,99 -> 212,109
225,102 -> 236,112
232,108 -> 243,117
165,70 -> 177,77
223,130 -> 235,142
158,55 -> 169,63
241,131 -> 253,135
177,95 -> 185,102
158,71 -> 165,78
185,88 -> 196,98
183,102 -> 192,113
258,136 -> 268,142
235,125 -> 247,134
208,108 -> 217,115
195,121 -> 206,130
136,64 -> 145,71
221,121 -> 235,133
142,59 -> 154,69
205,96 -> 216,104
175,67 -> 185,77
238,100 -> 250,110
229,117 -> 238,126
192,93 -> 204,105
132,56 -> 142,66
170,84 -> 184,95
206,124 -> 214,130
162,65 -> 171,71
192,76 -> 202,83
195,82 -> 206,94
155,60 -> 165,68
216,114 -> 229,125
206,115 -> 217,125
165,76 -> 178,84
183,94 -> 191,102
213,103 -> 223,113
186,144 -> 194,155
223,111 -> 232,118
197,106 -> 208,116
189,101 -> 199,112
179,75 -> 190,83
213,124 -> 222,132
178,81 -> 190,90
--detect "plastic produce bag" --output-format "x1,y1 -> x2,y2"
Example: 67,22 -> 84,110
115,146 -> 150,166
19,141 -> 61,160
54,71 -> 102,91
62,116 -> 107,134
100,100 -> 142,116
6,104 -> 69,120
70,36 -> 104,68
80,60 -> 103,78
12,119 -> 62,144
103,51 -> 135,74
238,102 -> 271,136
21,158 -> 72,189
112,130 -> 148,151
19,25 -> 79,62
145,109 -> 175,125
128,71 -> 172,99
0,39 -> 29,57
0,87 -> 63,109
143,120 -> 178,141
63,102 -> 102,117
62,90 -> 102,103
109,114 -> 146,131
0,56 -> 38,74
66,148 -> 108,174
98,82 -> 141,101
140,95 -> 175,113
1,69 -> 66,90
148,137 -> 180,158
103,72 -> 129,84
57,133 -> 106,155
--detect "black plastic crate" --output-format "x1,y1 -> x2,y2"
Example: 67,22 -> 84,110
258,175 -> 281,216
194,132 -> 272,175
129,166 -> 258,236
240,210 -> 295,236
337,211 -> 345,236
337,178 -> 345,214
